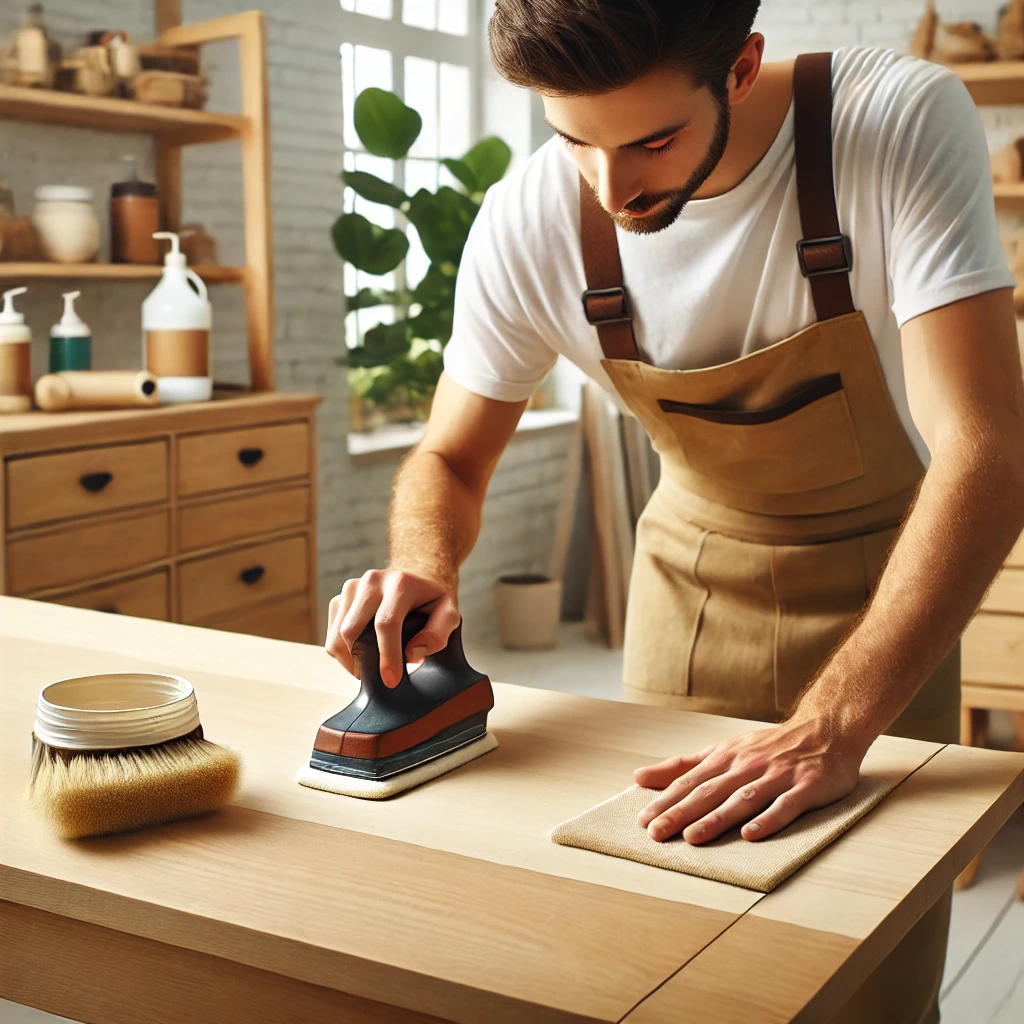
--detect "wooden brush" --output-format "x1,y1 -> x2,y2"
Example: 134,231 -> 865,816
28,673 -> 240,840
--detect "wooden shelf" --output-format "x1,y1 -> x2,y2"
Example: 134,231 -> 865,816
954,62 -> 1024,105
0,263 -> 245,284
0,84 -> 245,143
994,182 -> 1024,208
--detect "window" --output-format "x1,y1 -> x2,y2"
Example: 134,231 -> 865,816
340,0 -> 479,355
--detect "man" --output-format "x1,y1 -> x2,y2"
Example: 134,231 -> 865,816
327,2 -> 1024,1021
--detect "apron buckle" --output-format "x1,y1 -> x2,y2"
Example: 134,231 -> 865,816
796,235 -> 853,278
582,286 -> 632,325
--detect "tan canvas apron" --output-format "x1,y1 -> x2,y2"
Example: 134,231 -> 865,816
579,54 -> 958,1024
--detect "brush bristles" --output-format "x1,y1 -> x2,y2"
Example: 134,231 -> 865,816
28,735 -> 241,840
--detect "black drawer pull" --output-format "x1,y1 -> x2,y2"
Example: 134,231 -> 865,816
238,447 -> 265,467
79,472 -> 113,493
240,565 -> 265,586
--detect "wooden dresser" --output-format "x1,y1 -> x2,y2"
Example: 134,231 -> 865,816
0,392 -> 320,643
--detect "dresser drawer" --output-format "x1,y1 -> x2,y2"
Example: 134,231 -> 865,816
6,440 -> 168,530
963,612 -> 1024,688
177,422 -> 310,497
49,569 -> 170,621
7,509 -> 170,595
207,594 -> 313,643
179,533 -> 308,624
179,485 -> 310,554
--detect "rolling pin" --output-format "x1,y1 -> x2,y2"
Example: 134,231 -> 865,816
35,370 -> 159,412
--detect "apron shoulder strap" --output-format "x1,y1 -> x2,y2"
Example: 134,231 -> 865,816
793,52 -> 855,320
579,177 -> 642,361
579,52 -> 854,358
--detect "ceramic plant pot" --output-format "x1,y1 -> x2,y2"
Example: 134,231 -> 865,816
493,574 -> 563,650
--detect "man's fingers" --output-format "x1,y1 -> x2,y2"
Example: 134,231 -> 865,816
405,599 -> 461,661
740,783 -> 818,841
325,581 -> 359,674
338,572 -> 387,672
644,766 -> 762,841
638,756 -> 735,831
681,774 -> 790,845
633,748 -> 714,790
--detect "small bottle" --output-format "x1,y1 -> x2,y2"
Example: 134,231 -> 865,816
142,231 -> 212,404
49,290 -> 92,373
0,286 -> 33,414
110,156 -> 160,265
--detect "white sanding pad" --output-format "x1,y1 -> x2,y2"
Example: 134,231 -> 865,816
294,732 -> 498,800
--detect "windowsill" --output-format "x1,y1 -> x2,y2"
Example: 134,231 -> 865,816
346,407 -> 578,458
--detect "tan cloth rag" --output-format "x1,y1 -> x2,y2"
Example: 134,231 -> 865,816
551,772 -> 905,892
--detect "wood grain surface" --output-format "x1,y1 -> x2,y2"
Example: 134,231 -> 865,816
2,597 -> 1023,1024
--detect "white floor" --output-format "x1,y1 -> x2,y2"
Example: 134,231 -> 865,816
5,623 -> 1021,1023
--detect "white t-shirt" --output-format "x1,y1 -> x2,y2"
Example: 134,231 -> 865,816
443,46 -> 1015,465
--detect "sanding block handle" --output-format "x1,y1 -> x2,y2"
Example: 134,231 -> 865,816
351,610 -> 489,704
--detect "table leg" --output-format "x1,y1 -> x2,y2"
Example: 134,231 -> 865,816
955,706 -> 989,891
1013,712 -> 1024,752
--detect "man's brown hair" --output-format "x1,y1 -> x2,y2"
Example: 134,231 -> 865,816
489,0 -> 762,97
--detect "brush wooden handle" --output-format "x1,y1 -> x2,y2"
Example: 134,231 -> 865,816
35,371 -> 159,412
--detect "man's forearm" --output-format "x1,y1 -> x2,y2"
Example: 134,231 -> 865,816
795,438 -> 1024,748
387,447 -> 485,592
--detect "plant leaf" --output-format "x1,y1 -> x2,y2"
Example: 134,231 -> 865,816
408,305 -> 453,344
412,262 -> 456,308
345,286 -> 402,311
441,158 -> 480,193
346,320 -> 412,367
332,212 -> 409,275
353,87 -> 422,159
460,137 -> 512,192
342,170 -> 410,209
405,187 -> 479,265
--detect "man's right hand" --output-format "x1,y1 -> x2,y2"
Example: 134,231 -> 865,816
324,569 -> 461,688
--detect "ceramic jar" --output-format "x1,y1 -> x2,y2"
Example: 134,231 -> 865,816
32,186 -> 101,264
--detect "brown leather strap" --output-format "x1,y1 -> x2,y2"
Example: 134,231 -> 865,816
579,177 -> 641,360
793,52 -> 855,321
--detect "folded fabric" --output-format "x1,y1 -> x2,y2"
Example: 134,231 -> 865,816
550,773 -> 904,892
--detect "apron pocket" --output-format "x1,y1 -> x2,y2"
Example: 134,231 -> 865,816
659,376 -> 865,496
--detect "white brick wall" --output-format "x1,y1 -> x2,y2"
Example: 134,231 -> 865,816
755,0 -> 1004,57
0,0 -> 575,644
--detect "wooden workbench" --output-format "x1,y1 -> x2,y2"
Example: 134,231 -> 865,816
2,597 -> 1022,1024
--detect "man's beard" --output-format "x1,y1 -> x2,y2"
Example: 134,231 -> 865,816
612,91 -> 731,235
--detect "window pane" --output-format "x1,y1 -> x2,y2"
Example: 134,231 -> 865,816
340,43 -> 358,150
438,0 -> 468,35
405,229 -> 430,289
342,43 -> 394,151
355,0 -> 392,17
439,63 -> 470,159
405,158 -> 439,195
403,0 -> 436,30
405,56 -> 438,159
353,152 -> 396,228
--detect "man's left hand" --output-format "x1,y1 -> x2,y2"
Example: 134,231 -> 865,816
635,716 -> 868,844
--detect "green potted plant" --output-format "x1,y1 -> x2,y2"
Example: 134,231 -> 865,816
333,87 -> 512,429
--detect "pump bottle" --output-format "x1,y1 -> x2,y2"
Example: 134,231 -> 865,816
142,231 -> 212,403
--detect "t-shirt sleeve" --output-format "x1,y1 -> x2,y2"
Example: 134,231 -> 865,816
885,67 -> 1015,327
443,183 -> 559,403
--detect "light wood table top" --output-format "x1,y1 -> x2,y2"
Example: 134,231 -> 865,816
2,596 -> 1022,1024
